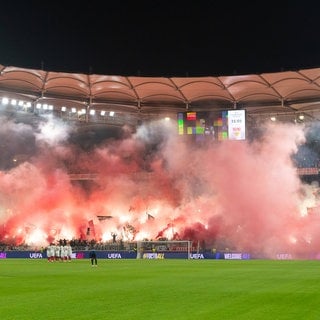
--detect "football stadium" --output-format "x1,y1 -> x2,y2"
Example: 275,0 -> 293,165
1,65 -> 320,319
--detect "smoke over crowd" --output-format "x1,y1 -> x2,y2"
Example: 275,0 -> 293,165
1,112 -> 320,258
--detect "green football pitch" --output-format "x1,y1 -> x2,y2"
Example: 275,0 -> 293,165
0,259 -> 319,320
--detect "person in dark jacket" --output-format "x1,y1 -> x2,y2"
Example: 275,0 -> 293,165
89,250 -> 98,267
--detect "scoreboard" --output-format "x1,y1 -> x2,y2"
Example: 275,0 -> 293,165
177,109 -> 246,141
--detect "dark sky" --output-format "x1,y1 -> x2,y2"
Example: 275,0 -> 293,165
0,1 -> 319,77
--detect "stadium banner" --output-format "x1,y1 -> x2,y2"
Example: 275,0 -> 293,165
223,252 -> 251,260
275,253 -> 293,260
0,251 -> 250,259
0,251 -> 138,259
4,251 -> 320,259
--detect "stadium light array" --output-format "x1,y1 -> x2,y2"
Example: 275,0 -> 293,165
0,96 -> 32,110
0,94 -> 134,126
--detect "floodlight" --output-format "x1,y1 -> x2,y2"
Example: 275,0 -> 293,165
2,97 -> 9,105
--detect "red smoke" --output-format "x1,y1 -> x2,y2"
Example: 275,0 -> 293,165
0,116 -> 319,258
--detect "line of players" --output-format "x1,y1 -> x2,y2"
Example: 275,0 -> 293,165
46,242 -> 73,262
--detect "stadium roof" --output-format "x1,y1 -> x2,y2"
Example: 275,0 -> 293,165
1,64 -> 320,126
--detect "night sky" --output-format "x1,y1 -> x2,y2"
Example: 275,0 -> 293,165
0,1 -> 319,77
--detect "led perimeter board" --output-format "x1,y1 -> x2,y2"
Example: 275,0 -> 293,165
177,110 -> 246,141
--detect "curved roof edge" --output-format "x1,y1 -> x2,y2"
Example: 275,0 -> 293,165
0,64 -> 320,125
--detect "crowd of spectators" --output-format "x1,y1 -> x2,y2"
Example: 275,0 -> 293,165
0,238 -> 214,253
0,237 -> 132,252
